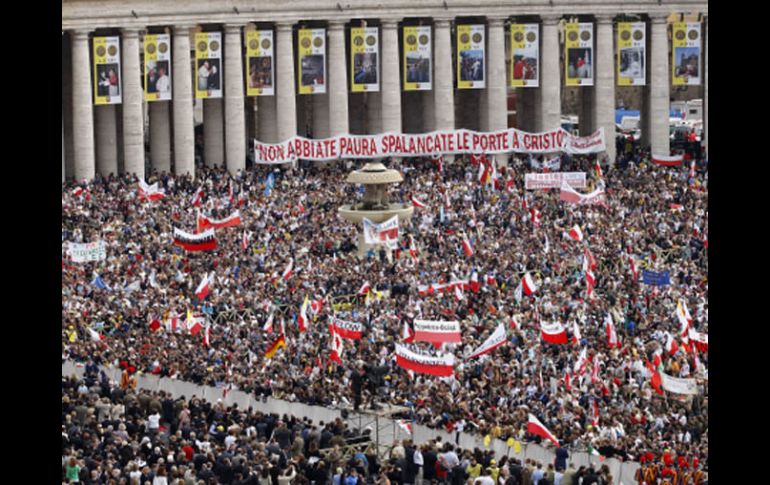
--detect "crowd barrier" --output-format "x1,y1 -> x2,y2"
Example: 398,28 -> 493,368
62,361 -> 639,484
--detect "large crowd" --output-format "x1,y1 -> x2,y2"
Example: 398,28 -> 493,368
62,147 -> 708,484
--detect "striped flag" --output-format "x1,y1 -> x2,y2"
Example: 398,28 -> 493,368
265,335 -> 286,359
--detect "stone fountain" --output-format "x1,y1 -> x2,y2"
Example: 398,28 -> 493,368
338,162 -> 414,257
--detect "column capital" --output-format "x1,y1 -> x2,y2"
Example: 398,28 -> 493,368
594,14 -> 614,24
541,14 -> 562,25
487,16 -> 507,28
224,23 -> 247,34
381,19 -> 400,29
434,18 -> 453,28
275,21 -> 294,32
70,29 -> 93,40
172,24 -> 196,35
328,20 -> 347,31
649,13 -> 669,23
121,27 -> 142,38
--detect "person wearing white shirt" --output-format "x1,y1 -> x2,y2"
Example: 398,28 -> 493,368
148,412 -> 160,431
156,67 -> 170,93
414,447 -> 424,485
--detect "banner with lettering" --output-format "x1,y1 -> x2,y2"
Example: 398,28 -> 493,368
253,128 -> 606,163
510,24 -> 539,87
413,320 -> 462,344
617,22 -> 645,86
672,22 -> 702,86
642,270 -> 670,286
403,25 -> 432,91
351,26 -> 379,92
298,28 -> 326,94
564,22 -> 594,86
68,241 -> 107,263
93,36 -> 122,105
144,34 -> 172,101
195,32 -> 222,99
246,30 -> 274,96
525,172 -> 587,190
457,24 -> 485,89
660,372 -> 700,395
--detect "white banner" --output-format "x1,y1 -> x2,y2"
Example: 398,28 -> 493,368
660,372 -> 700,395
254,128 -> 606,163
363,216 -> 399,248
466,323 -> 507,359
525,172 -> 587,190
68,241 -> 107,262
413,320 -> 462,344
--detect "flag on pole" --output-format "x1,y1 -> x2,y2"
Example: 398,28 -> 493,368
540,322 -> 568,345
281,259 -> 294,281
567,225 -> 584,241
265,335 -> 286,359
298,295 -> 309,332
572,321 -> 582,345
242,231 -> 251,252
522,273 -> 538,296
195,273 -> 212,300
191,187 -> 204,207
666,332 -> 679,355
605,313 -> 620,348
403,320 -> 415,343
329,326 -> 344,364
357,282 -> 371,297
585,270 -> 596,299
412,196 -> 428,209
527,414 -> 560,447
465,323 -> 507,360
461,234 -> 474,258
263,312 -> 274,333
397,419 -> 413,435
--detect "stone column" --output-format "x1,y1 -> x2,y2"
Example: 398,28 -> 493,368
150,102 -> 172,173
650,14 -> 669,155
704,16 -> 707,156
486,17 -> 508,133
258,97 -> 278,142
312,94 -> 330,139
224,24 -> 247,175
328,21 -> 349,135
276,22 -> 297,141
95,105 -> 118,177
71,29 -> 95,180
594,15 -> 616,161
434,19 -> 455,132
381,20 -> 402,134
204,99 -> 225,167
539,15 -> 561,132
172,25 -> 195,177
121,28 -> 145,178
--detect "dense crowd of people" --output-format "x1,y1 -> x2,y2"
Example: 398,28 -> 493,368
62,148 -> 708,484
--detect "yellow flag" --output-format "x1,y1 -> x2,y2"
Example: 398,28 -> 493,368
484,435 -> 491,448
514,440 -> 522,454
507,437 -> 515,448
68,330 -> 77,343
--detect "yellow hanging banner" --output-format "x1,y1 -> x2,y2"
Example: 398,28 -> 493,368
510,24 -> 539,87
195,32 -> 222,99
672,22 -> 702,86
564,22 -> 594,86
298,28 -> 326,95
246,30 -> 275,96
144,34 -> 172,102
617,22 -> 645,86
457,24 -> 485,89
403,25 -> 432,91
351,26 -> 379,93
93,36 -> 122,105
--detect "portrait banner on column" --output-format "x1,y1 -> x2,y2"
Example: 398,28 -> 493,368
93,36 -> 122,105
351,27 -> 379,92
617,22 -> 645,86
510,24 -> 539,87
144,34 -> 172,101
457,24 -> 485,89
195,32 -> 223,99
403,26 -> 432,91
672,22 -> 701,86
298,28 -> 326,94
246,30 -> 274,96
564,23 -> 594,86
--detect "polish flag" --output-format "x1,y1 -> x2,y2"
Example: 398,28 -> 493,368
530,208 -> 541,228
522,272 -> 538,296
403,321 -> 415,343
329,327 -> 344,364
573,347 -> 588,375
584,247 -> 597,271
263,312 -> 274,333
409,235 -> 418,261
298,295 -> 309,332
88,327 -> 106,343
198,210 -> 242,231
688,328 -> 708,353
242,231 -> 251,252
605,313 -> 620,348
72,187 -> 85,197
187,313 -> 206,336
310,298 -> 325,316
191,187 -> 204,207
469,270 -> 480,293
564,371 -> 572,392
585,270 -> 595,298
572,321 -> 582,345
357,282 -> 371,297
628,256 -> 639,281
568,225 -> 583,242
195,273 -> 212,300
163,314 -> 184,333
412,196 -> 428,209
202,324 -> 211,347
454,285 -> 464,301
509,315 -> 519,330
666,332 -> 679,355
595,159 -> 603,179
281,259 -> 294,281
138,180 -> 165,201
540,322 -> 568,345
591,358 -> 601,383
676,300 -> 693,336
527,414 -> 560,447
652,154 -> 684,167
470,153 -> 485,166
505,177 -> 514,193
461,234 -> 474,258
397,419 -> 413,435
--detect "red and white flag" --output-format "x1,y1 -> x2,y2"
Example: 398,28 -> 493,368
431,153 -> 443,172
666,332 -> 679,355
573,347 -> 588,375
357,282 -> 371,297
470,153 -> 485,166
173,228 -> 217,252
465,323 -> 507,360
281,259 -> 294,281
198,210 -> 242,231
403,321 -> 415,343
329,317 -> 364,340
591,357 -> 601,383
298,295 -> 309,332
605,313 -> 620,348
522,272 -> 538,296
584,247 -> 597,271
195,273 -> 212,300
676,299 -> 693,336
540,322 -> 568,345
186,313 -> 206,336
413,320 -> 462,345
585,270 -> 596,299
138,180 -> 165,201
595,160 -> 603,179
628,256 -> 639,281
564,371 -> 572,392
572,321 -> 582,345
567,225 -> 583,242
454,285 -> 464,302
310,298 -> 325,316
191,187 -> 204,207
688,328 -> 708,353
395,344 -> 455,377
409,235 -> 419,262
329,327 -> 344,364
652,154 -> 684,167
87,327 -> 106,343
72,187 -> 85,197
530,208 -> 541,228
560,181 -> 606,206
397,419 -> 413,435
412,196 -> 428,209
469,270 -> 480,293
163,314 -> 184,333
527,414 -> 560,447
509,315 -> 520,330
202,324 -> 211,347
263,312 -> 274,333
241,231 -> 251,252
461,234 -> 474,258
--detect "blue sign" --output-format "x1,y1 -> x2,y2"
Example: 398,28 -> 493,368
642,270 -> 670,286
